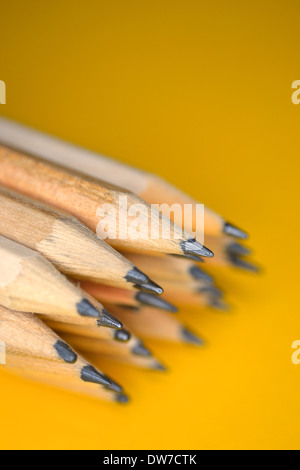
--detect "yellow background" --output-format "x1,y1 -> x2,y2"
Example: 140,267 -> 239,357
0,0 -> 299,450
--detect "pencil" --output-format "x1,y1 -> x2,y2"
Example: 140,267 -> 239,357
5,368 -> 129,404
47,319 -> 153,358
6,353 -> 124,393
0,305 -> 78,364
79,281 -> 179,312
0,143 -> 213,259
62,334 -> 166,371
0,117 -> 247,239
0,235 -> 122,328
123,252 -> 214,284
0,186 -> 162,292
108,305 -> 204,346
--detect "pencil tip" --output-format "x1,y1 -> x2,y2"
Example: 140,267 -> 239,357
98,308 -> 123,329
153,361 -> 167,372
181,327 -> 204,346
135,280 -> 164,295
81,365 -> 111,387
229,255 -> 259,273
135,292 -> 178,313
224,222 -> 248,239
189,266 -> 214,284
105,379 -> 123,394
114,329 -> 131,342
209,298 -> 230,311
54,340 -> 78,363
115,393 -> 130,404
125,267 -> 150,285
77,299 -> 101,318
227,242 -> 251,256
132,341 -> 152,357
198,285 -> 223,298
180,238 -> 214,259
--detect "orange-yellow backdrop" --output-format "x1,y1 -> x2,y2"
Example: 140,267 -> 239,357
0,0 -> 299,450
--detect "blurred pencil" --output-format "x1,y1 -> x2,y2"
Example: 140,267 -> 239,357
0,235 -> 122,328
109,305 -> 204,346
0,143 -> 213,259
0,117 -> 247,239
80,281 -> 179,312
0,187 -> 161,292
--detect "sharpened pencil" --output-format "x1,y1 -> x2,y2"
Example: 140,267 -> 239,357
0,186 -> 160,291
0,235 -> 122,328
0,143 -> 213,259
0,117 -> 247,239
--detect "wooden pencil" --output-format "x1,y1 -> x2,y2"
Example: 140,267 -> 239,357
108,305 -> 204,345
6,353 -> 123,392
0,235 -> 122,328
122,252 -> 214,284
62,333 -> 166,371
0,186 -> 162,292
0,117 -> 247,240
80,281 -> 179,312
47,319 -> 153,358
0,305 -> 78,364
0,143 -> 213,259
5,368 -> 129,404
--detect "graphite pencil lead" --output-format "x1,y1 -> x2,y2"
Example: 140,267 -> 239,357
180,238 -> 214,258
80,365 -> 112,387
229,256 -> 259,273
209,298 -> 230,311
189,266 -> 214,284
135,281 -> 164,295
105,379 -> 123,394
135,292 -> 178,313
198,286 -> 223,298
115,394 -> 130,404
54,340 -> 78,364
98,308 -> 123,329
114,329 -> 131,342
227,242 -> 252,256
124,267 -> 150,285
223,222 -> 248,240
153,361 -> 167,372
181,327 -> 204,346
77,299 -> 101,318
132,341 -> 152,357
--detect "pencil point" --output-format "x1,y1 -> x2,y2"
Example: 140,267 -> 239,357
115,393 -> 130,404
132,341 -> 152,357
198,286 -> 223,298
189,266 -> 214,284
105,379 -> 123,394
224,222 -> 248,240
153,361 -> 167,372
114,329 -> 131,342
180,238 -> 214,259
98,308 -> 123,329
54,340 -> 78,363
181,327 -> 204,346
229,256 -> 259,273
135,292 -> 178,312
135,280 -> 164,295
125,267 -> 150,285
227,242 -> 251,256
77,299 -> 101,318
209,298 -> 230,311
81,365 -> 112,387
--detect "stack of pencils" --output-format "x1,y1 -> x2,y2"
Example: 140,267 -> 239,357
0,117 -> 258,404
